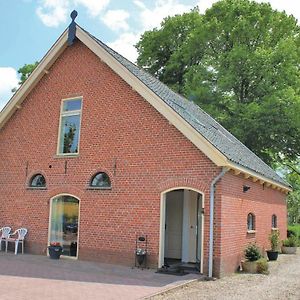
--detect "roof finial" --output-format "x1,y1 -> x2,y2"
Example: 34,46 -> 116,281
70,10 -> 78,21
68,10 -> 78,46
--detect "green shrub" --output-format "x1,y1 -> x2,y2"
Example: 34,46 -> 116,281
282,236 -> 298,247
244,243 -> 261,261
288,224 -> 300,238
257,258 -> 269,275
287,229 -> 297,238
269,231 -> 280,251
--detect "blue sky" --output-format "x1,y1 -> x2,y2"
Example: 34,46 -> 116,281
0,0 -> 299,110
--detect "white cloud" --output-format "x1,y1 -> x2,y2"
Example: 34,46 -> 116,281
74,0 -> 110,17
107,0 -> 193,62
257,0 -> 300,22
0,67 -> 19,110
197,0 -> 218,13
101,9 -> 130,31
36,0 -> 69,27
36,0 -> 110,27
108,32 -> 140,63
134,0 -> 193,31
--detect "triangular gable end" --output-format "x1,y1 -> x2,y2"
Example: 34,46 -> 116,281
0,24 -> 291,192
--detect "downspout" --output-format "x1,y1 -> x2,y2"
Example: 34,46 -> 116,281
208,167 -> 229,278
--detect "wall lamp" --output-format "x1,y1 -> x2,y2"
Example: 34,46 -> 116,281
243,185 -> 251,193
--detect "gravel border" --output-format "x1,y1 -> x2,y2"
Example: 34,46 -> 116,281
148,250 -> 300,300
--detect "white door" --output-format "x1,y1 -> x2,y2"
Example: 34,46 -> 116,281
188,193 -> 198,262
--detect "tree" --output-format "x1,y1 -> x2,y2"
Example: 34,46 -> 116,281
11,62 -> 39,92
18,62 -> 39,84
136,0 -> 300,165
283,160 -> 300,223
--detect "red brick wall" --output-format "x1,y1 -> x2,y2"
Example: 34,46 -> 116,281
218,171 -> 287,276
0,40 -> 287,277
0,41 -> 221,271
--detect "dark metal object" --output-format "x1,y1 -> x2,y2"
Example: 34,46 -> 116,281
113,158 -> 117,176
243,185 -> 251,193
134,235 -> 148,269
68,10 -> 78,46
64,161 -> 68,174
25,161 -> 29,177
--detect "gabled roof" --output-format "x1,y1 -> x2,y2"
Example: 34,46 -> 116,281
0,23 -> 291,191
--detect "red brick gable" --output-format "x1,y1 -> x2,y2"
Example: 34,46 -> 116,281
0,40 -> 222,271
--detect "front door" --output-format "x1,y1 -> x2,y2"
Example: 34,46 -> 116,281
49,195 -> 79,257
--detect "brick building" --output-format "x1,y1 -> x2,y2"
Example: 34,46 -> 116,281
0,19 -> 290,277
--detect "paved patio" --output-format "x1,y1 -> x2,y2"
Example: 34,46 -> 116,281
0,252 -> 199,300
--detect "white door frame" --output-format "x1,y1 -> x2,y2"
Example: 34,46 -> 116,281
48,193 -> 81,259
159,187 -> 204,273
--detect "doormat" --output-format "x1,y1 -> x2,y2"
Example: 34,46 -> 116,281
156,269 -> 188,276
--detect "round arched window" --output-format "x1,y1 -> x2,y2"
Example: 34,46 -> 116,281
247,213 -> 255,231
90,172 -> 111,188
272,214 -> 277,228
29,174 -> 46,188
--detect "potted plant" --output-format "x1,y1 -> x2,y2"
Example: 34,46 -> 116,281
281,236 -> 298,254
266,230 -> 280,261
135,248 -> 147,266
48,242 -> 63,259
242,243 -> 262,273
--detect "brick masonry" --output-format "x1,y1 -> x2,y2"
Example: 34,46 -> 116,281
0,41 -> 287,277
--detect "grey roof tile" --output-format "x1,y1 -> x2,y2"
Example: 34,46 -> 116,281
83,28 -> 288,187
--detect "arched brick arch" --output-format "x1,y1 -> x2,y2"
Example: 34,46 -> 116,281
158,177 -> 209,194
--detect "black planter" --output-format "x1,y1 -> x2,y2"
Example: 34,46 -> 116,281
136,254 -> 146,266
48,246 -> 63,259
266,250 -> 278,261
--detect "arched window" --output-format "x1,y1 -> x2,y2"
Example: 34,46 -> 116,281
29,174 -> 46,188
272,214 -> 277,228
247,213 -> 255,231
90,172 -> 111,188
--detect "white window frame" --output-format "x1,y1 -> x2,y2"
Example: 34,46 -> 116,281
272,214 -> 278,229
247,213 -> 256,233
57,97 -> 83,156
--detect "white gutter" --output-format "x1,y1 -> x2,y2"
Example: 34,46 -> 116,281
208,167 -> 229,278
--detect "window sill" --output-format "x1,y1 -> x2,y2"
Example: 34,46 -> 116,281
86,187 -> 112,191
54,154 -> 79,158
247,230 -> 256,234
26,187 -> 47,190
271,227 -> 279,231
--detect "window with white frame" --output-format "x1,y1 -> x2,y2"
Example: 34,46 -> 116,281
58,98 -> 82,155
247,213 -> 255,231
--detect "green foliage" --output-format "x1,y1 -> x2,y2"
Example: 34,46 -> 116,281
256,258 -> 269,275
282,236 -> 298,247
278,160 -> 300,224
288,224 -> 300,238
244,243 -> 261,261
18,62 -> 39,84
269,231 -> 280,251
136,0 -> 300,165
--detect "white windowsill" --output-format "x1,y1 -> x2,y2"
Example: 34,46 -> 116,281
247,230 -> 256,234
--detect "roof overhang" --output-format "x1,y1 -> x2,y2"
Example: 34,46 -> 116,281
0,25 -> 291,193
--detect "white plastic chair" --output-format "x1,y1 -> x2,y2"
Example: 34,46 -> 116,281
6,228 -> 28,255
0,227 -> 11,251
